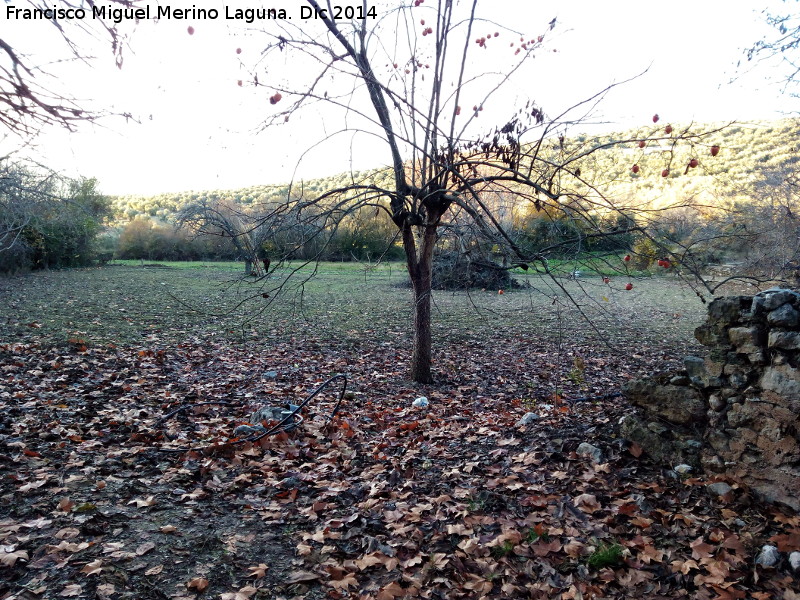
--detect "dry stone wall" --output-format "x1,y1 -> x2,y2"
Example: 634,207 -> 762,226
621,288 -> 800,511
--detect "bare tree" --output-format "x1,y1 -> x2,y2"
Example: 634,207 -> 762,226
745,2 -> 800,98
241,0 -> 724,383
1,0 -> 130,137
0,162 -> 54,259
177,197 -> 272,276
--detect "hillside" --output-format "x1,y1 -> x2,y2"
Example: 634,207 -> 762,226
111,118 -> 799,222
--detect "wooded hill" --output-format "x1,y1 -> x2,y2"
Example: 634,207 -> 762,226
111,118 -> 799,223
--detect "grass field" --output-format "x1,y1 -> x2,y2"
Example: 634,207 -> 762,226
0,260 -> 707,354
0,259 -> 715,403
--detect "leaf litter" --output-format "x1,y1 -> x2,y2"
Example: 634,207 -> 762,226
1,332 -> 799,599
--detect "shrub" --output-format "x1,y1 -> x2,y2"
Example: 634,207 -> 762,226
430,252 -> 517,290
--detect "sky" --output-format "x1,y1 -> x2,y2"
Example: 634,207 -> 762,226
1,0 -> 794,196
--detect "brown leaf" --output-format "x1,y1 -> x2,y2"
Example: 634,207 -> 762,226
463,574 -> 493,593
248,563 -> 269,578
186,577 -> 210,592
59,584 -> 83,597
356,552 -> 388,570
563,539 -> 586,558
376,581 -> 406,600
573,493 -> 601,513
220,586 -> 258,600
285,570 -> 320,584
769,531 -> 800,552
690,537 -> 715,561
136,541 -> 156,556
328,573 -> 358,590
640,544 -> 665,564
532,538 -> 561,557
55,527 -> 81,539
128,496 -> 155,508
96,583 -> 116,600
296,542 -> 313,555
0,548 -> 28,567
80,559 -> 103,576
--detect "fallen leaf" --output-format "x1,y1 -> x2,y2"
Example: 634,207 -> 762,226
329,573 -> 359,590
128,496 -> 155,508
376,581 -> 406,600
136,541 -> 156,556
220,585 -> 258,600
285,570 -> 320,584
186,577 -> 209,592
0,548 -> 28,567
248,563 -> 269,578
55,527 -> 81,539
59,584 -> 83,597
80,559 -> 103,576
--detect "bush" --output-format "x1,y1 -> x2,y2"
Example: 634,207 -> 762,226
430,252 -> 517,290
1,173 -> 110,273
631,237 -> 659,271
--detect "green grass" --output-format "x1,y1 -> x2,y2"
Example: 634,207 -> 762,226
587,542 -> 624,569
490,540 -> 516,558
0,260 -> 708,354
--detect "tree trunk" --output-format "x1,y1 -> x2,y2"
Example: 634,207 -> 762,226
405,220 -> 438,384
410,271 -> 433,383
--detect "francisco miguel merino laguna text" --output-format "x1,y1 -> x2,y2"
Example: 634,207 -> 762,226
5,4 -> 378,24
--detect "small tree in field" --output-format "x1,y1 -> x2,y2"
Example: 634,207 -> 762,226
244,0 -> 723,383
178,198 -> 271,276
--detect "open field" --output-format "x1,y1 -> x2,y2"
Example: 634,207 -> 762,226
1,260 -> 705,352
2,264 -> 798,599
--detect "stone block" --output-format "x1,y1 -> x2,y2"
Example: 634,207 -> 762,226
761,364 -> 800,399
750,295 -> 767,318
708,296 -> 749,324
740,465 -> 800,512
684,356 -> 709,387
727,403 -> 757,428
705,360 -> 725,377
622,378 -> 707,426
709,394 -> 726,411
728,326 -> 765,354
747,350 -> 769,366
758,288 -> 800,311
767,330 -> 800,350
694,323 -> 723,347
619,415 -> 700,469
767,303 -> 800,328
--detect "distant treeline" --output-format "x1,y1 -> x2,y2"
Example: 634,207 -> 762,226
3,118 -> 798,274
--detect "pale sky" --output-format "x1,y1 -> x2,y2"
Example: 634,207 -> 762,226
1,0 -> 792,196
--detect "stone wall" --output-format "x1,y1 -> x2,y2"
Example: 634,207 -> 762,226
621,288 -> 800,511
